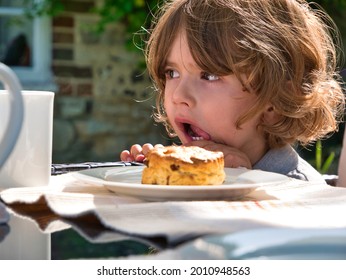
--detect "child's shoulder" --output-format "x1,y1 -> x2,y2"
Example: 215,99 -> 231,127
254,145 -> 326,184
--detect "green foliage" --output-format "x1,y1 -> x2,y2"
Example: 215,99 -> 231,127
311,0 -> 346,12
93,0 -> 160,33
314,140 -> 336,174
24,0 -> 162,51
23,0 -> 64,17
92,0 -> 162,51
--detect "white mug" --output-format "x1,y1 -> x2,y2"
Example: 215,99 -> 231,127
0,64 -> 55,188
0,63 -> 23,171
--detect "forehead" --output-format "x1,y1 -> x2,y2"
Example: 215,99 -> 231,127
167,31 -> 198,68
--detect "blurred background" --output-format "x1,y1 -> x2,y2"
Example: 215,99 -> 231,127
0,0 -> 345,259
0,0 -> 345,171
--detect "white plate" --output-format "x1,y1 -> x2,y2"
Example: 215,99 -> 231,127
74,166 -> 289,201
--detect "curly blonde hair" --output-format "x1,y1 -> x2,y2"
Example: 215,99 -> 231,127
145,0 -> 345,148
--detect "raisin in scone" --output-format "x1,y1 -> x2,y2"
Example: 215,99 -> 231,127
141,145 -> 225,185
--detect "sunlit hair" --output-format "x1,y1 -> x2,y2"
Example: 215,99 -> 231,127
145,0 -> 345,148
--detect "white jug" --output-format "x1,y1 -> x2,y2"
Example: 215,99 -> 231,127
0,63 -> 23,170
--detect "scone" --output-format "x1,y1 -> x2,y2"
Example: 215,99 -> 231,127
142,145 -> 225,185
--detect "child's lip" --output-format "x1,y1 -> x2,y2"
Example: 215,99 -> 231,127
175,118 -> 211,142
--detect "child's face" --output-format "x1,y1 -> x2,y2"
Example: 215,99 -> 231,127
163,31 -> 268,157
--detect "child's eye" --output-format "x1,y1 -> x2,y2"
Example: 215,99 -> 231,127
164,69 -> 180,79
201,72 -> 220,81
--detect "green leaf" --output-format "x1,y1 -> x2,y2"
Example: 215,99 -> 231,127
315,140 -> 322,171
314,140 -> 336,174
321,152 -> 335,174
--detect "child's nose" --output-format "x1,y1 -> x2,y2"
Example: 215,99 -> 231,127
172,78 -> 197,107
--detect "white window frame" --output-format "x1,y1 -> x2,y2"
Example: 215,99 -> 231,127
0,5 -> 55,89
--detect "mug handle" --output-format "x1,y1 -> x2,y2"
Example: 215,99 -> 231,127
0,63 -> 24,169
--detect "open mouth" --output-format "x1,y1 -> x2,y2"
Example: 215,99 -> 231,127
183,123 -> 210,141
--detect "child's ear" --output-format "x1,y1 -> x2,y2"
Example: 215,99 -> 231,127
262,104 -> 281,125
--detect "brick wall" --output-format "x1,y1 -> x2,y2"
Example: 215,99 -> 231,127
52,1 -> 94,98
51,0 -> 169,163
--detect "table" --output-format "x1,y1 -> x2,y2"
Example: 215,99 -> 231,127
0,209 -> 154,260
1,162 -> 346,260
3,207 -> 346,260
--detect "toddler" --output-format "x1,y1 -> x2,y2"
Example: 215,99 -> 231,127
121,0 -> 345,183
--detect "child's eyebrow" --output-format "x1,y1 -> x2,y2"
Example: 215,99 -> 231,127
165,59 -> 202,73
164,60 -> 178,68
